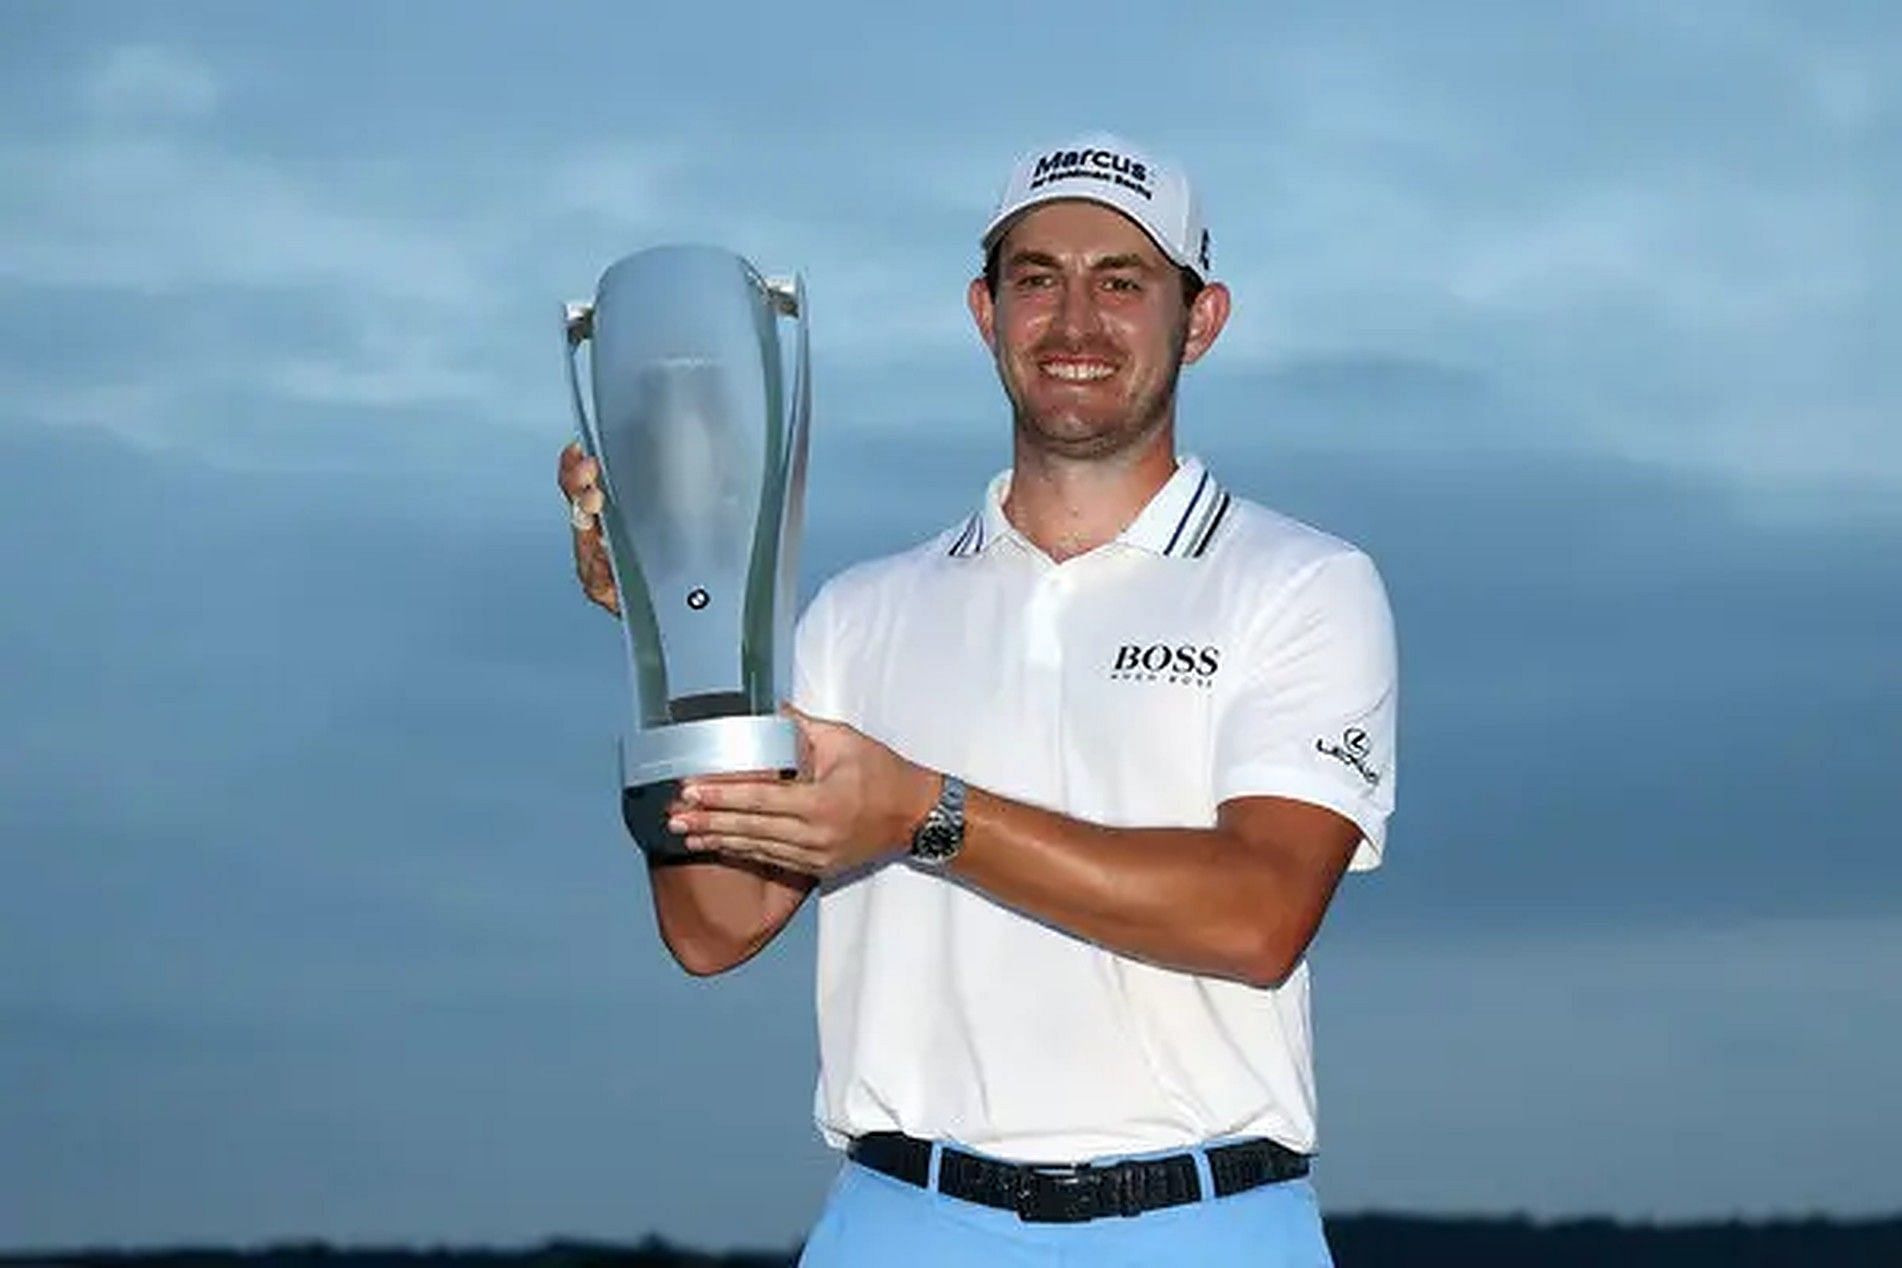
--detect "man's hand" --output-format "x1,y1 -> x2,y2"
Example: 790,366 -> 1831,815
557,441 -> 619,615
669,707 -> 939,878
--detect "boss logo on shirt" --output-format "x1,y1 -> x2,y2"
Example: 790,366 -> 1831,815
1108,643 -> 1222,688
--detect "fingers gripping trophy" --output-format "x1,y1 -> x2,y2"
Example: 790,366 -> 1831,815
559,246 -> 811,860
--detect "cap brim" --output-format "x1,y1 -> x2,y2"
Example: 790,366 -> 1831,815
980,190 -> 1202,279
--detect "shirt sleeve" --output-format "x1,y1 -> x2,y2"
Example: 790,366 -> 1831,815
1211,549 -> 1398,871
790,579 -> 841,720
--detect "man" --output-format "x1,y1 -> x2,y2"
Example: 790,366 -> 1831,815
558,133 -> 1396,1266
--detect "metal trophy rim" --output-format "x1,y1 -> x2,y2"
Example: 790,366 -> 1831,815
618,713 -> 801,788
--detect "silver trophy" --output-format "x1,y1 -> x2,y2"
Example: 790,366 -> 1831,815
564,245 -> 810,859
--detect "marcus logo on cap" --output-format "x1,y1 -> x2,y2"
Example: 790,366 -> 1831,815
982,131 -> 1211,282
1028,147 -> 1153,198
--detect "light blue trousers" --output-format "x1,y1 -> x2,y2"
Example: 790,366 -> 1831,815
798,1149 -> 1335,1267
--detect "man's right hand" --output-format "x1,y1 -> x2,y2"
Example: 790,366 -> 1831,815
558,441 -> 620,616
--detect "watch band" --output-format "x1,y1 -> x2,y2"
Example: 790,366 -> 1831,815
908,773 -> 966,867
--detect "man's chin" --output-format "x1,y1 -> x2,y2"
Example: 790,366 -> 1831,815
1020,394 -> 1127,433
1015,411 -> 1158,460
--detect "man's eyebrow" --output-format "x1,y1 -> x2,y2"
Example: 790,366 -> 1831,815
1004,250 -> 1064,271
1003,250 -> 1157,272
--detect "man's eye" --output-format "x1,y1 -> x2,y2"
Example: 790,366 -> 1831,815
1015,273 -> 1055,289
1103,275 -> 1141,293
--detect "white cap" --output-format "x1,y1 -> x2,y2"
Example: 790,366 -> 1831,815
981,132 -> 1211,281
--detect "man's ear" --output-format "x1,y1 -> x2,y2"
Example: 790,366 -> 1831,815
1181,281 -> 1232,366
968,276 -> 998,351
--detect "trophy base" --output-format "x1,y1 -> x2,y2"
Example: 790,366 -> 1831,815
619,715 -> 801,860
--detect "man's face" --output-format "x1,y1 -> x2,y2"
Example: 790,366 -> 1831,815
969,200 -> 1228,461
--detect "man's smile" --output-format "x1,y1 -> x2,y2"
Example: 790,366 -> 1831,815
1037,356 -> 1118,382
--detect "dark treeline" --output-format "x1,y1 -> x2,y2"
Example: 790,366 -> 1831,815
9,1216 -> 1902,1268
1327,1215 -> 1902,1266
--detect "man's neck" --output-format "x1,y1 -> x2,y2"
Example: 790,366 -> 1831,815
1002,430 -> 1178,563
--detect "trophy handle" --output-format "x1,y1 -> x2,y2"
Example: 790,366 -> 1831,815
563,291 -> 667,734
562,301 -> 597,452
773,273 -> 811,701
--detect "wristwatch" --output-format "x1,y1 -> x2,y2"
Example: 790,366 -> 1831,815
908,773 -> 966,867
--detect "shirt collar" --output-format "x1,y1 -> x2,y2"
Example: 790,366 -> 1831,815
947,455 -> 1231,561
945,469 -> 1010,558
1118,454 -> 1232,558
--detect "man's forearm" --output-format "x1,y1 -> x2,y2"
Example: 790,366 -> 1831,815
669,716 -> 1363,985
947,788 -> 1359,988
648,857 -> 813,976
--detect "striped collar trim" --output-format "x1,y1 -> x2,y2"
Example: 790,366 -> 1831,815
947,456 -> 1232,561
1121,455 -> 1232,559
946,509 -> 990,558
946,470 -> 1011,558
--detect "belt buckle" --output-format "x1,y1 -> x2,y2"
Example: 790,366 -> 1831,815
1019,1163 -> 1097,1224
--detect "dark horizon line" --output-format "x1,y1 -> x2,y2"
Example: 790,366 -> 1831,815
9,1210 -> 1902,1258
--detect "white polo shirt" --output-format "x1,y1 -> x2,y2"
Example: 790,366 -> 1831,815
791,455 -> 1397,1163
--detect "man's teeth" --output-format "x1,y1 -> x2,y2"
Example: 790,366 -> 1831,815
1041,361 -> 1115,381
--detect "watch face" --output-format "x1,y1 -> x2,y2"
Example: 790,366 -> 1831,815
909,825 -> 951,863
913,818 -> 959,863
909,775 -> 965,866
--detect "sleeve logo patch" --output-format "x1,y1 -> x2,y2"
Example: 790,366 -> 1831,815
1317,726 -> 1381,787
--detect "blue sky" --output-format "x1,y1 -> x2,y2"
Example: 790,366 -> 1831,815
2,0 -> 1898,1252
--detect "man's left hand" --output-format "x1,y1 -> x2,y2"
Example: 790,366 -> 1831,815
671,708 -> 939,878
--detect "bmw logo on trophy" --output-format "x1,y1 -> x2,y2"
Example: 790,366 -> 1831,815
563,246 -> 811,860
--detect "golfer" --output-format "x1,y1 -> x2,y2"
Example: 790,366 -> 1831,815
559,132 -> 1397,1266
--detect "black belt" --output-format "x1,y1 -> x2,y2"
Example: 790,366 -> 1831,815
847,1131 -> 1310,1224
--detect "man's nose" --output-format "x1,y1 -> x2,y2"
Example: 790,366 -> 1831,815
1055,276 -> 1102,338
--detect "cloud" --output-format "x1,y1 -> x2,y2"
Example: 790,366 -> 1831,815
1806,54 -> 1885,132
0,126 -> 513,443
80,45 -> 219,121
0,63 -> 981,462
1174,11 -> 1901,492
10,9 -> 1900,498
0,135 -> 483,302
543,141 -> 691,229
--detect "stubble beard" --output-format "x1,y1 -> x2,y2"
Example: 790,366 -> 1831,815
1002,324 -> 1189,463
